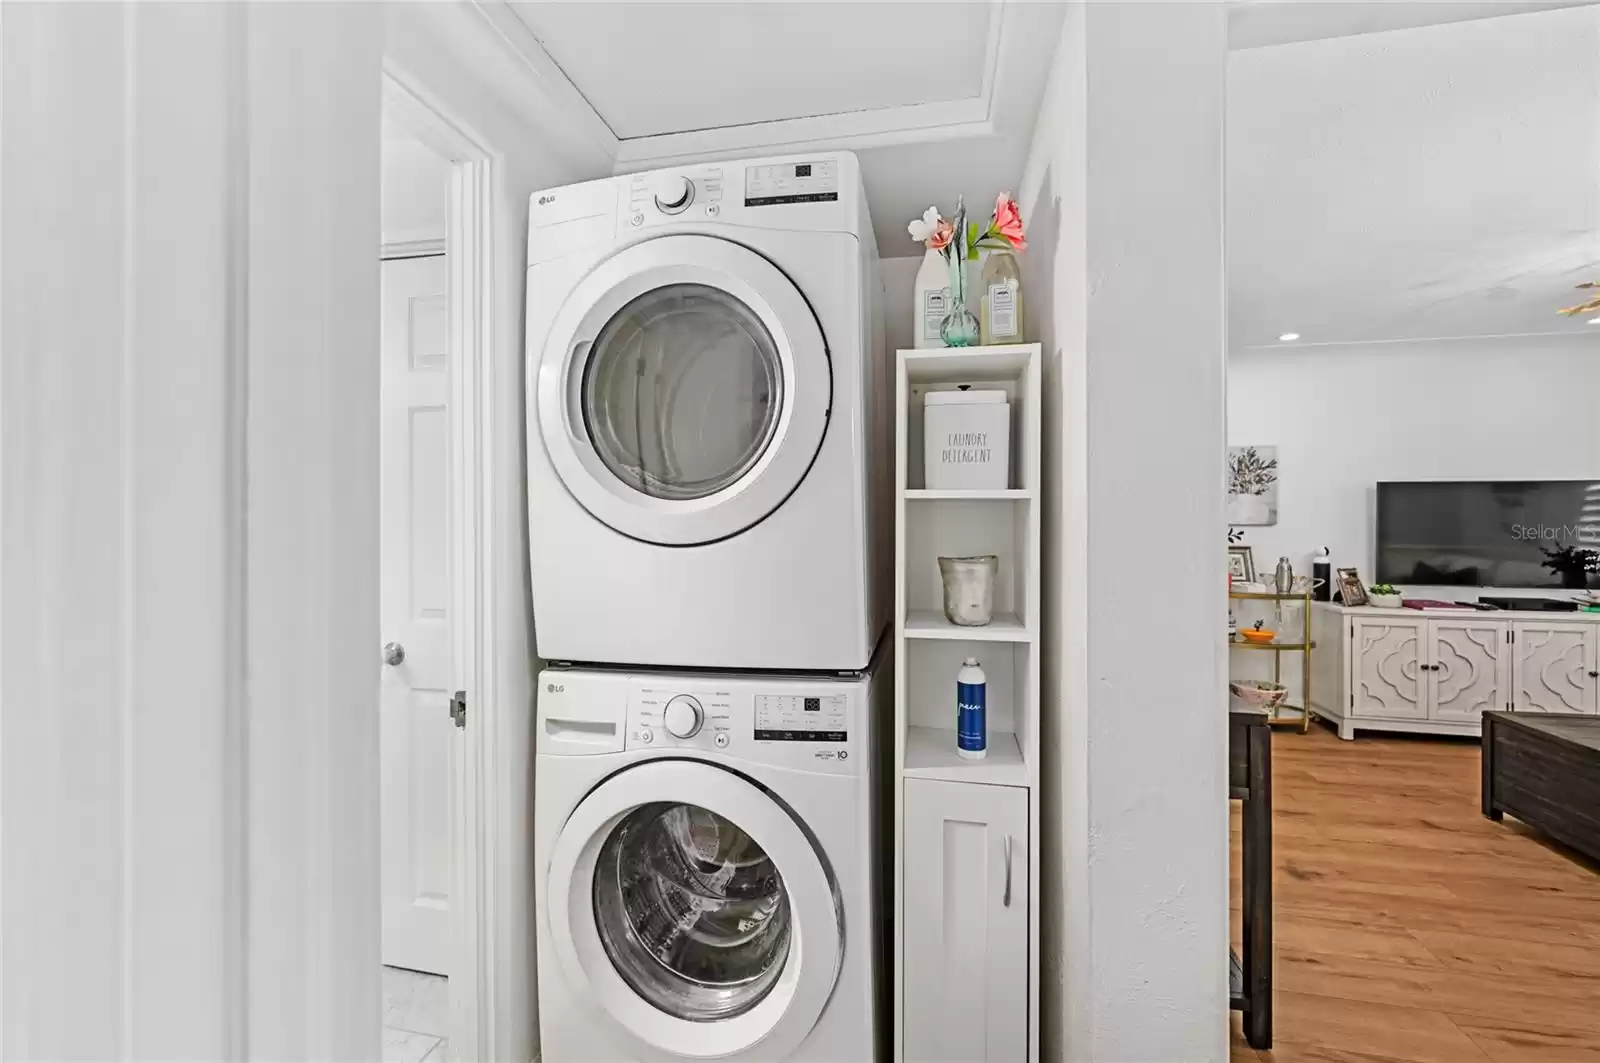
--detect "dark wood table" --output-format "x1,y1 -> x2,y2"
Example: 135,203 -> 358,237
1229,710 -> 1272,1050
1482,711 -> 1600,864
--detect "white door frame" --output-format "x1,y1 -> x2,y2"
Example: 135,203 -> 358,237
381,69 -> 497,1061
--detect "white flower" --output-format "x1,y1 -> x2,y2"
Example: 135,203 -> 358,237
907,205 -> 943,243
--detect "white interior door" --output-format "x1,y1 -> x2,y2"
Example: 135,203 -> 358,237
381,254 -> 453,973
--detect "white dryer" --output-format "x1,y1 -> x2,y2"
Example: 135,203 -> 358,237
533,657 -> 887,1063
525,153 -> 888,671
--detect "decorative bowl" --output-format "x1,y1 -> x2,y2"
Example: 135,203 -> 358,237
1230,679 -> 1289,712
1238,628 -> 1276,645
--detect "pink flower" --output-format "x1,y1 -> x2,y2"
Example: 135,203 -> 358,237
929,219 -> 955,251
991,193 -> 1026,251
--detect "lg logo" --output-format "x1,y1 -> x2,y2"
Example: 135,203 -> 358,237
538,195 -> 556,206
546,682 -> 564,694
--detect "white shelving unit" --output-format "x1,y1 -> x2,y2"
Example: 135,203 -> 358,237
893,343 -> 1041,1063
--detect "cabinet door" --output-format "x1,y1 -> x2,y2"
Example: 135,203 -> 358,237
1350,616 -> 1427,719
1512,622 -> 1599,715
1429,619 -> 1510,723
903,779 -> 1028,1063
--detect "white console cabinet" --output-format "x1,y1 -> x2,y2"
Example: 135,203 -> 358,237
1312,603 -> 1600,739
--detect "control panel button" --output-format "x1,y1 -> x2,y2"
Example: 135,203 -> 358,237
652,175 -> 694,214
638,727 -> 654,745
629,213 -> 644,228
714,732 -> 730,749
705,203 -> 720,218
663,694 -> 704,739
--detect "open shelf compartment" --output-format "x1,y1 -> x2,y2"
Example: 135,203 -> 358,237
900,639 -> 1033,788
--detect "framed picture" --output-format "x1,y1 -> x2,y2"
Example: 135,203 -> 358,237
1336,567 -> 1368,607
1228,545 -> 1256,583
1227,445 -> 1279,526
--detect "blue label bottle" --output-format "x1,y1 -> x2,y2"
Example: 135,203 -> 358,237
956,657 -> 987,760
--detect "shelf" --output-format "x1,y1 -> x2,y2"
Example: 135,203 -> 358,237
905,610 -> 1032,642
904,488 -> 1033,501
1229,638 -> 1315,651
1229,590 -> 1312,602
903,725 -> 1027,787
902,345 -> 1034,382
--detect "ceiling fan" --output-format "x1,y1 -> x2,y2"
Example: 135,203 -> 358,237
1558,282 -> 1600,317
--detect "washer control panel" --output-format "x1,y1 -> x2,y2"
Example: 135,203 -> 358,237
621,680 -> 859,771
753,693 -> 848,743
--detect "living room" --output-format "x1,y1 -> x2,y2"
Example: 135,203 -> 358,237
1224,5 -> 1600,1060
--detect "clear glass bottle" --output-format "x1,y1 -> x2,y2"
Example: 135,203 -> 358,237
979,250 -> 1024,345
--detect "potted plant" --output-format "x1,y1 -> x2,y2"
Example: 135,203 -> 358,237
1369,583 -> 1403,609
1541,545 -> 1599,590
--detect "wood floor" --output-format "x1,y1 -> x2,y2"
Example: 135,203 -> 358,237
1230,721 -> 1600,1063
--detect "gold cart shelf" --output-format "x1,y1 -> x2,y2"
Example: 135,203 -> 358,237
1229,589 -> 1315,733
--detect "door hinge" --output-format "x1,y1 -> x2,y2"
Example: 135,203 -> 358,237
450,690 -> 467,729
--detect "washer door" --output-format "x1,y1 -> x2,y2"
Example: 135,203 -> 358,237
535,235 -> 831,546
547,760 -> 843,1060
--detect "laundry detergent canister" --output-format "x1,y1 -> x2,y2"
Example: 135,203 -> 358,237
923,387 -> 1010,490
956,657 -> 987,759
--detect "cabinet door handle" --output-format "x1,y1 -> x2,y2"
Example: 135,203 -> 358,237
1002,835 -> 1013,908
1589,670 -> 1599,678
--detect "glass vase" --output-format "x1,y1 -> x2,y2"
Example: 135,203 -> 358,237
938,253 -> 980,347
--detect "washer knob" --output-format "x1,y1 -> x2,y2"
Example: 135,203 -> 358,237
663,694 -> 704,739
652,174 -> 694,214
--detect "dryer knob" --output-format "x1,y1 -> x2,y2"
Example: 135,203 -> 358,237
663,694 -> 704,739
652,175 -> 694,214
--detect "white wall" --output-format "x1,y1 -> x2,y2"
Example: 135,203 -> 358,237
1228,333 -> 1600,581
1018,7 -> 1087,1058
381,123 -> 450,246
1021,6 -> 1229,1060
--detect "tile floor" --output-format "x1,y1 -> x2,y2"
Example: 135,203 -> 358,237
383,966 -> 449,1062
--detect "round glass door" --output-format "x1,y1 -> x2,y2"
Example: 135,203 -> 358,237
584,285 -> 783,502
545,760 -> 842,1059
593,802 -> 791,1021
534,235 -> 831,547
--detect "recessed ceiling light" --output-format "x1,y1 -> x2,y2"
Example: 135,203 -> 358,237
1278,332 -> 1300,342
1588,317 -> 1600,325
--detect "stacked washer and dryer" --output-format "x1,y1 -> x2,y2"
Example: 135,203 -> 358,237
527,152 -> 891,1063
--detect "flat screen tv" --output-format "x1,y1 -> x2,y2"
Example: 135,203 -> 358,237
1375,480 -> 1600,589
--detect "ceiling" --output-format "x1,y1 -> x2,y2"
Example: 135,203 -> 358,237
509,2 -> 996,141
492,0 -> 1065,254
1227,3 -> 1600,348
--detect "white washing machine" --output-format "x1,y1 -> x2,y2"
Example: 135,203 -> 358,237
525,152 -> 888,671
533,654 -> 888,1063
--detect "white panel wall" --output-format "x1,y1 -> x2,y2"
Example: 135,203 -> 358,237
2,3 -> 382,1058
1228,334 -> 1600,578
1020,6 -> 1229,1060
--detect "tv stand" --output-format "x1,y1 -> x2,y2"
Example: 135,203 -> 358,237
1479,595 -> 1580,613
1311,602 -> 1600,739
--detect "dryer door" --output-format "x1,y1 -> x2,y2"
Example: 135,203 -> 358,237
535,235 -> 831,546
546,760 -> 843,1060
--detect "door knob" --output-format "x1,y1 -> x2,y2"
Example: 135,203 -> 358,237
383,641 -> 406,666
